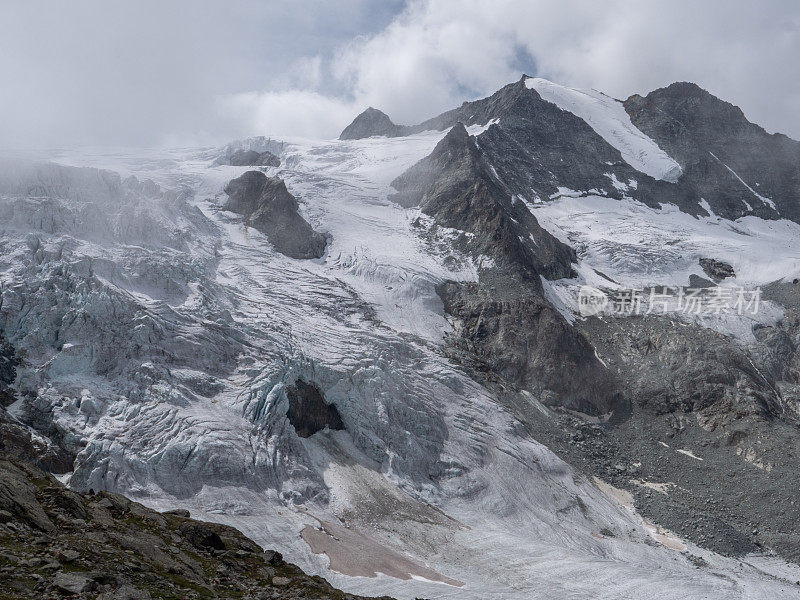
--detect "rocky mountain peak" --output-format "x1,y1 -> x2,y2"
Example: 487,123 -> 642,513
339,107 -> 405,140
625,80 -> 800,220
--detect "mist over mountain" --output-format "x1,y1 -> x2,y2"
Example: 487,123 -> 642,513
1,71 -> 800,598
2,2 -> 800,598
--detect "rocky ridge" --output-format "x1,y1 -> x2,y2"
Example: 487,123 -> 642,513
344,76 -> 800,224
0,451 -> 391,600
338,108 -> 411,140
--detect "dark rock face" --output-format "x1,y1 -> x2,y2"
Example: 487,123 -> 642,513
179,521 -> 226,551
223,171 -> 326,259
0,453 -> 391,599
285,380 -> 344,438
391,124 -> 617,414
699,258 -> 735,281
392,123 -> 575,285
339,107 -> 411,140
582,316 -> 781,419
625,82 -> 800,221
418,79 -> 653,205
438,283 -> 620,415
228,149 -> 281,167
0,333 -> 19,408
0,408 -> 75,474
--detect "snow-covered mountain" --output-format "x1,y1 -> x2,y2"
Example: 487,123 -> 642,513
2,76 -> 800,599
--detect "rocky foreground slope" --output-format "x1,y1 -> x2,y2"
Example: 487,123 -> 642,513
0,448 -> 388,600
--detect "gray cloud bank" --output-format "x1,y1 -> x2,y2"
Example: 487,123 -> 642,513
1,0 -> 798,148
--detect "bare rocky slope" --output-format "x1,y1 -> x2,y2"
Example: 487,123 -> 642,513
0,451 -> 391,600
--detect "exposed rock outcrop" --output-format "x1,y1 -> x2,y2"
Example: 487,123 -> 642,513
699,258 -> 735,281
0,453 -> 392,599
438,283 -> 620,415
285,380 -> 345,438
227,149 -> 281,167
0,333 -> 19,409
392,123 -> 574,284
339,108 -> 410,140
223,171 -> 326,259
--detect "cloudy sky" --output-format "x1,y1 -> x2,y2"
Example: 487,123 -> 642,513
1,0 -> 798,148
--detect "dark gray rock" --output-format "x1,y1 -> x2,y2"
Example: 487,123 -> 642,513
52,571 -> 95,595
228,149 -> 281,167
699,258 -> 735,281
178,521 -> 226,551
581,315 -> 781,418
223,171 -> 326,259
97,585 -> 152,600
625,82 -> 799,222
339,107 -> 411,140
0,333 -> 19,408
285,380 -> 344,438
0,400 -> 77,475
391,122 -> 575,284
419,78 -> 650,206
0,457 -> 56,532
438,282 -> 621,415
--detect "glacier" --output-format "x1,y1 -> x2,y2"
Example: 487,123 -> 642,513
1,125 -> 799,600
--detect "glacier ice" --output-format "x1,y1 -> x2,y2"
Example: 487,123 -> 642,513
0,139 -> 799,600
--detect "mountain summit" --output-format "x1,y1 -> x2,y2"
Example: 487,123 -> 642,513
339,106 -> 408,139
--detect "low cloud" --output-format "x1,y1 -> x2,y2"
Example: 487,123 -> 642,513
220,90 -> 357,140
2,0 -> 797,148
322,0 -> 800,137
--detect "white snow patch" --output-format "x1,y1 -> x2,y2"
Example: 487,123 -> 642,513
708,152 -> 777,210
529,194 -> 800,288
526,78 -> 683,182
677,449 -> 704,461
698,198 -> 717,218
466,118 -> 499,136
605,172 -> 629,192
527,194 -> 796,341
